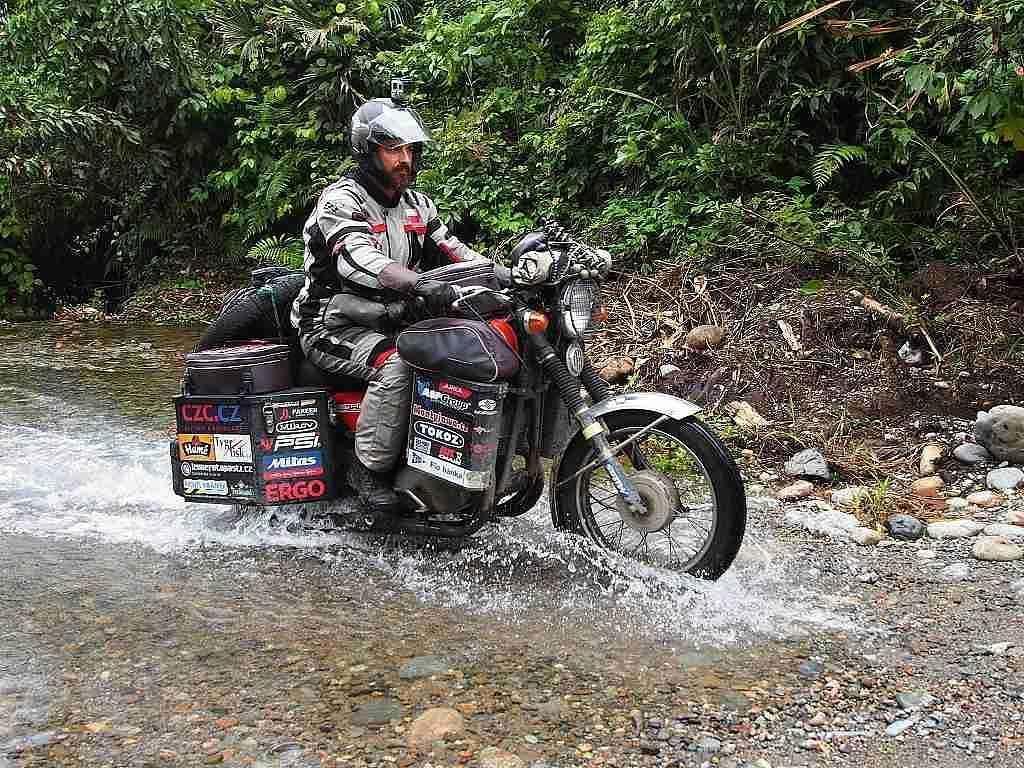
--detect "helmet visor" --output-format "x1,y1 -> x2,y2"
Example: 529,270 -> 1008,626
368,108 -> 432,148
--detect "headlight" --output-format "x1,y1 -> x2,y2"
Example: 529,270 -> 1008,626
561,279 -> 597,338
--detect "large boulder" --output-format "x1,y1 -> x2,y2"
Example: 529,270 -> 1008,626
974,405 -> 1024,463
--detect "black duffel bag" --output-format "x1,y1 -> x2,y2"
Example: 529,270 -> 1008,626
397,318 -> 520,383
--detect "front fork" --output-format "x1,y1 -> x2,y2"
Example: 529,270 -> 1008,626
526,331 -> 646,514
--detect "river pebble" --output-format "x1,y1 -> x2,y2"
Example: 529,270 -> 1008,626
972,536 -> 1024,561
986,467 -> 1024,492
953,444 -> 990,464
927,520 -> 985,539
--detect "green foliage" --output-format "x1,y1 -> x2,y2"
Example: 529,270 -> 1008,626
246,234 -> 305,268
1,0 -> 1022,315
811,144 -> 867,189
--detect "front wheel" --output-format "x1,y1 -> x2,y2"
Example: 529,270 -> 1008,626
552,411 -> 746,580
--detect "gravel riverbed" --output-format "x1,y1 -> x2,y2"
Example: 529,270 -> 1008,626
0,324 -> 1021,768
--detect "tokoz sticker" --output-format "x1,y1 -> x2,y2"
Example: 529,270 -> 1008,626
258,432 -> 321,452
264,478 -> 327,503
178,434 -> 215,461
261,450 -> 324,481
408,449 -> 486,490
413,421 -> 465,448
183,478 -> 229,496
213,434 -> 253,463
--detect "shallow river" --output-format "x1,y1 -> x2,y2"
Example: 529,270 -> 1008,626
0,322 -> 867,767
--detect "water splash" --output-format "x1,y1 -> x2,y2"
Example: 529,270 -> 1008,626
0,409 -> 856,647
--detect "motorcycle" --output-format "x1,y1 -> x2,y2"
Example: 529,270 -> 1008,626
170,221 -> 746,579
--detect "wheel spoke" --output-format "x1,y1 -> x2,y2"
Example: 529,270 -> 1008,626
575,422 -> 724,573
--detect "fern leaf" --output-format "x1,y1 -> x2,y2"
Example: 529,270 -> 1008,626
246,234 -> 304,268
811,144 -> 867,189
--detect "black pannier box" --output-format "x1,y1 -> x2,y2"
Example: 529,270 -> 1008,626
183,343 -> 292,396
406,372 -> 507,490
171,388 -> 338,505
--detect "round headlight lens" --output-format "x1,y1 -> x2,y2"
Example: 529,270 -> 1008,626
561,279 -> 597,338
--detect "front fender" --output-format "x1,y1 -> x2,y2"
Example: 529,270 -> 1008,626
587,392 -> 701,423
547,392 -> 702,528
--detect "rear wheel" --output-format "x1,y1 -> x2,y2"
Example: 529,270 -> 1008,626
553,411 -> 746,580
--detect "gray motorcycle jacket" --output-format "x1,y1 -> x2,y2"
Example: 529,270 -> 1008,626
291,171 -> 484,332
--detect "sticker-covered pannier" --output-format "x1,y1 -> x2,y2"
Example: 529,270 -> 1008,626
170,388 -> 338,505
397,319 -> 519,383
184,343 -> 292,396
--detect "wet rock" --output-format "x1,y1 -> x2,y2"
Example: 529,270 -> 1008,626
776,480 -> 815,501
798,660 -> 824,679
941,563 -> 971,581
954,444 -> 991,465
911,476 -> 944,497
848,527 -> 882,546
987,467 -> 1024,492
784,507 -> 858,539
479,747 -> 526,768
408,707 -> 464,748
982,523 -> 1024,539
1004,509 -> 1024,525
351,699 -> 403,725
887,514 -> 925,540
927,519 -> 985,539
399,655 -> 451,680
3,731 -> 60,753
784,449 -> 830,481
972,536 -> 1024,562
975,642 -> 1014,655
694,736 -> 722,753
886,717 -> 918,737
975,405 -> 1024,463
919,444 -> 944,475
946,496 -> 970,511
685,324 -> 726,349
966,490 -> 1002,508
639,739 -> 661,755
896,691 -> 935,710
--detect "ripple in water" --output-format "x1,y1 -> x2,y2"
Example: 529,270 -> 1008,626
0,414 -> 856,646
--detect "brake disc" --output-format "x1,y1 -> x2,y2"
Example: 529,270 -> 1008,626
614,470 -> 681,533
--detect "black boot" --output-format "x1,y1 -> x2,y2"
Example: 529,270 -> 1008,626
346,455 -> 401,520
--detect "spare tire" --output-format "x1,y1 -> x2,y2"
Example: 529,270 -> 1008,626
195,272 -> 305,352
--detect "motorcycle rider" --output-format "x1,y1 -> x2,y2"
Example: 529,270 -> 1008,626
290,90 -> 490,515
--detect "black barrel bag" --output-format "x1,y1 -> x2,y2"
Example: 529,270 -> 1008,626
397,318 -> 519,383
184,343 -> 293,395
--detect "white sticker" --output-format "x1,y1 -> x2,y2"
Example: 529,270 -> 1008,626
407,449 -> 485,490
213,434 -> 253,463
183,478 -> 229,496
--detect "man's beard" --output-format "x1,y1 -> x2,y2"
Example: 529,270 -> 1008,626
387,164 -> 413,192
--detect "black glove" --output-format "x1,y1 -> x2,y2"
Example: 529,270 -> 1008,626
414,279 -> 457,315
